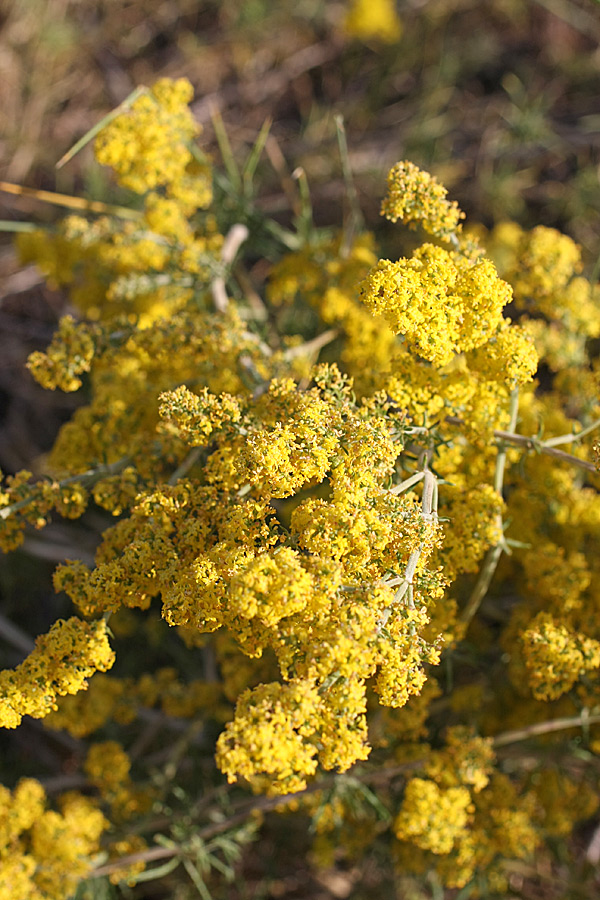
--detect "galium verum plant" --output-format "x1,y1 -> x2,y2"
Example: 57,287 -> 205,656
2,77 -> 600,898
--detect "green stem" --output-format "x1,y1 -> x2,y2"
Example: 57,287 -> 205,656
243,117 -> 272,198
459,543 -> 504,628
446,409 -> 598,475
460,388 -> 519,626
492,429 -> 597,473
210,106 -> 242,192
389,471 -> 425,495
0,220 -> 37,233
334,114 -> 364,256
168,448 -> 203,486
543,417 -> 600,449
292,167 -> 313,243
0,181 -> 141,220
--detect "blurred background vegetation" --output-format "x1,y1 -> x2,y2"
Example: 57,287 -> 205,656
1,2 -> 600,897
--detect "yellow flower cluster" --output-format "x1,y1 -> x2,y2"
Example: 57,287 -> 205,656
0,618 -> 114,728
94,78 -> 206,202
392,729 -> 495,875
435,483 -> 504,580
504,224 -> 582,304
4,77 -> 600,898
533,768 -> 599,837
423,727 -> 495,794
85,740 -> 152,823
216,680 -> 323,794
486,222 -> 600,374
27,315 -> 99,391
18,206 -> 222,325
105,835 -> 148,886
23,306 -> 262,487
92,466 -> 140,516
160,372 -> 399,500
393,767 -> 540,890
393,778 -> 473,854
17,78 -> 221,329
267,233 -> 396,393
358,244 -> 515,367
521,611 -> 600,701
343,0 -> 403,43
0,779 -> 107,900
0,468 -> 89,552
381,160 -> 465,238
466,317 -> 539,387
46,361 -> 447,791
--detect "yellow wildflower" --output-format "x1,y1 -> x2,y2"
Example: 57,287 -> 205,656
344,0 -> 403,43
0,618 -> 115,728
381,161 -> 465,238
393,777 -> 472,854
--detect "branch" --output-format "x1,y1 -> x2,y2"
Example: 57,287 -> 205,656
90,702 -> 600,881
0,456 -> 132,521
378,468 -> 436,630
445,415 -> 598,474
459,389 -> 519,627
211,224 -> 249,312
493,712 -> 600,747
283,329 -> 338,360
0,613 -> 35,654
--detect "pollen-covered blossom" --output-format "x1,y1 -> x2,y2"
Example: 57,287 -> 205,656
525,318 -> 588,371
434,483 -> 504,580
506,225 -> 582,303
520,541 -> 591,614
381,161 -> 465,238
521,611 -> 600,700
0,467 -> 89,550
94,77 -> 202,196
160,376 -> 349,499
343,0 -> 403,43
92,466 -> 140,516
487,222 -> 600,338
0,467 -> 92,553
44,667 -> 226,737
44,673 -> 131,736
466,318 -> 538,387
27,315 -> 99,392
85,741 -> 132,796
424,727 -> 495,794
158,384 -> 243,443
0,618 -> 114,728
85,740 -> 152,823
375,607 -> 442,707
393,770 -> 540,891
0,779 -> 107,900
228,549 -> 314,628
18,80 -> 219,331
216,680 -> 322,795
394,777 -> 473,854
358,244 -> 512,366
106,836 -> 149,887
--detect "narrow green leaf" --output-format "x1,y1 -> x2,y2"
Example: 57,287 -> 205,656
56,86 -> 148,169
